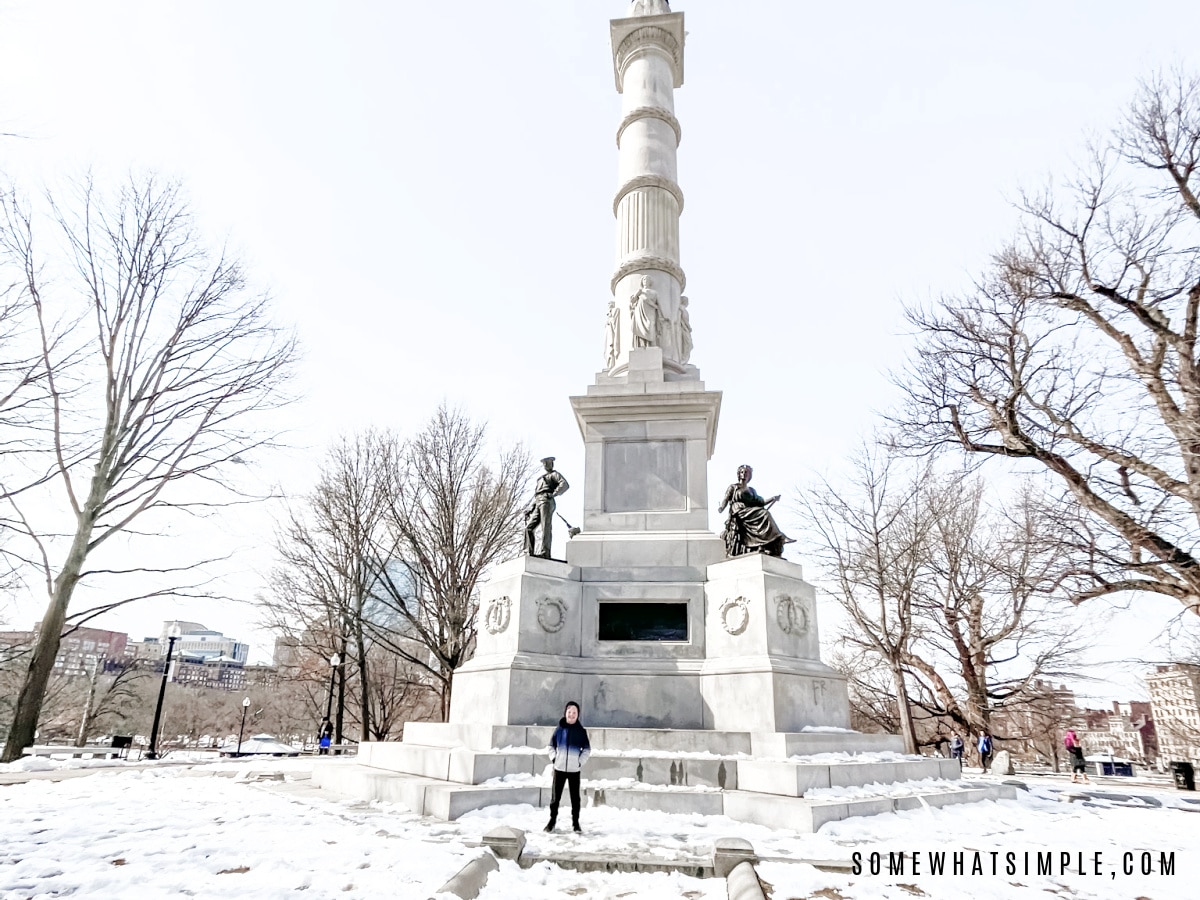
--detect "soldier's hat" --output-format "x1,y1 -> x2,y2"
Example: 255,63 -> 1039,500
540,456 -> 556,464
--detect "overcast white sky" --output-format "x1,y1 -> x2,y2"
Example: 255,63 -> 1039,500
3,1 -> 1199,702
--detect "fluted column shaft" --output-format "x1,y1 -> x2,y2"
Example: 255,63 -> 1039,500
608,11 -> 687,374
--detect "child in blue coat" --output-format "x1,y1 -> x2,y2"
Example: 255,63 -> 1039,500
545,701 -> 591,833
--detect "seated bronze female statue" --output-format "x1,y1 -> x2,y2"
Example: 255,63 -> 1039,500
718,464 -> 793,557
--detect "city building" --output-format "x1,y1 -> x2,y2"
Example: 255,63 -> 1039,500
125,638 -> 162,663
272,636 -> 301,673
1078,703 -> 1156,764
158,620 -> 249,664
1147,664 -> 1200,766
0,625 -> 128,677
990,681 -> 1086,768
243,663 -> 280,687
147,653 -> 247,692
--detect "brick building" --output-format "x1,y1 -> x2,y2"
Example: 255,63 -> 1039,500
0,626 -> 128,676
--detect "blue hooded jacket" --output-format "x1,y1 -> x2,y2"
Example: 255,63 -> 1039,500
548,708 -> 591,773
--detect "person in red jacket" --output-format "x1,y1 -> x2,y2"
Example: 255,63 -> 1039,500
1064,729 -> 1090,783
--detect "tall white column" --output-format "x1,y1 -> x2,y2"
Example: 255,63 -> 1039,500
607,3 -> 689,375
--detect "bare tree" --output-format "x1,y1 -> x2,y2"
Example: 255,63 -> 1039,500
0,175 -> 296,762
369,405 -> 531,718
801,448 -> 929,753
75,659 -> 148,745
828,646 -> 904,736
348,646 -> 439,741
900,70 -> 1200,617
804,448 -> 1088,755
901,477 -> 1088,743
263,431 -> 394,743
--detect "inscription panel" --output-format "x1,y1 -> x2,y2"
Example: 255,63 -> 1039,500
603,439 -> 686,512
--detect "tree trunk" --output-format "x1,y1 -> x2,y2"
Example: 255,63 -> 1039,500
440,669 -> 453,722
1,520 -> 93,762
356,651 -> 370,743
335,644 -> 347,745
77,657 -> 100,746
889,662 -> 919,755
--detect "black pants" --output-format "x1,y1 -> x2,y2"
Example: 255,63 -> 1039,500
548,769 -> 580,825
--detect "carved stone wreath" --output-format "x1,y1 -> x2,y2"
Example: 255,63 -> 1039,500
719,596 -> 750,636
775,595 -> 809,635
484,596 -> 511,635
536,597 -> 567,634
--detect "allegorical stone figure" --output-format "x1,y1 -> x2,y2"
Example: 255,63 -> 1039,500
678,295 -> 693,364
604,300 -> 620,369
525,456 -> 570,559
629,275 -> 660,349
717,464 -> 793,557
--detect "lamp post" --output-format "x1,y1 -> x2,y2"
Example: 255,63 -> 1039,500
236,696 -> 251,757
323,652 -> 340,731
146,624 -> 182,760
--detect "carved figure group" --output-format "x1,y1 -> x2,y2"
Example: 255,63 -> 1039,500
604,274 -> 695,370
525,457 -> 570,559
718,464 -> 793,558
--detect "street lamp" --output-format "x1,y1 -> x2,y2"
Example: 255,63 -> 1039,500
237,696 -> 251,757
146,624 -> 182,760
323,652 -> 340,733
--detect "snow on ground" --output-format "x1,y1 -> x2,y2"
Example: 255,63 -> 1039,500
1,761 -> 1197,899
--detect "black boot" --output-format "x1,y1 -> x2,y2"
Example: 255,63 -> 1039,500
544,818 -> 556,832
572,820 -> 581,833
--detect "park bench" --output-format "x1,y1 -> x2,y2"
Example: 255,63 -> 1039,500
23,745 -> 125,760
312,743 -> 357,757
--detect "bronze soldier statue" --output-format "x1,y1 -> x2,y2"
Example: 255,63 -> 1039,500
525,457 -> 570,559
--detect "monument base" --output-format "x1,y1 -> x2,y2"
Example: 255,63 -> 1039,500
448,552 -> 852,733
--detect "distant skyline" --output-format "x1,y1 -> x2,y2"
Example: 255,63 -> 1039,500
3,0 -> 1200,700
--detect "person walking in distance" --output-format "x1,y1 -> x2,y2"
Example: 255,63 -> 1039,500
978,731 -> 994,773
1064,728 -> 1090,783
545,701 -> 591,834
949,732 -> 964,763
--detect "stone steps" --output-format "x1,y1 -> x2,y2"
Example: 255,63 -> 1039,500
399,723 -> 903,756
311,725 -> 1012,833
361,732 -> 945,794
738,757 -> 957,795
312,761 -> 1014,832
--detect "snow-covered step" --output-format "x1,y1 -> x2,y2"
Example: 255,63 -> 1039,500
359,742 -> 543,784
312,762 -> 542,819
749,732 -> 904,756
725,781 -> 1016,832
739,757 -> 956,796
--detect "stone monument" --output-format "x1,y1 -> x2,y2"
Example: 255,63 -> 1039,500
314,2 -> 1014,829
447,0 -> 850,734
